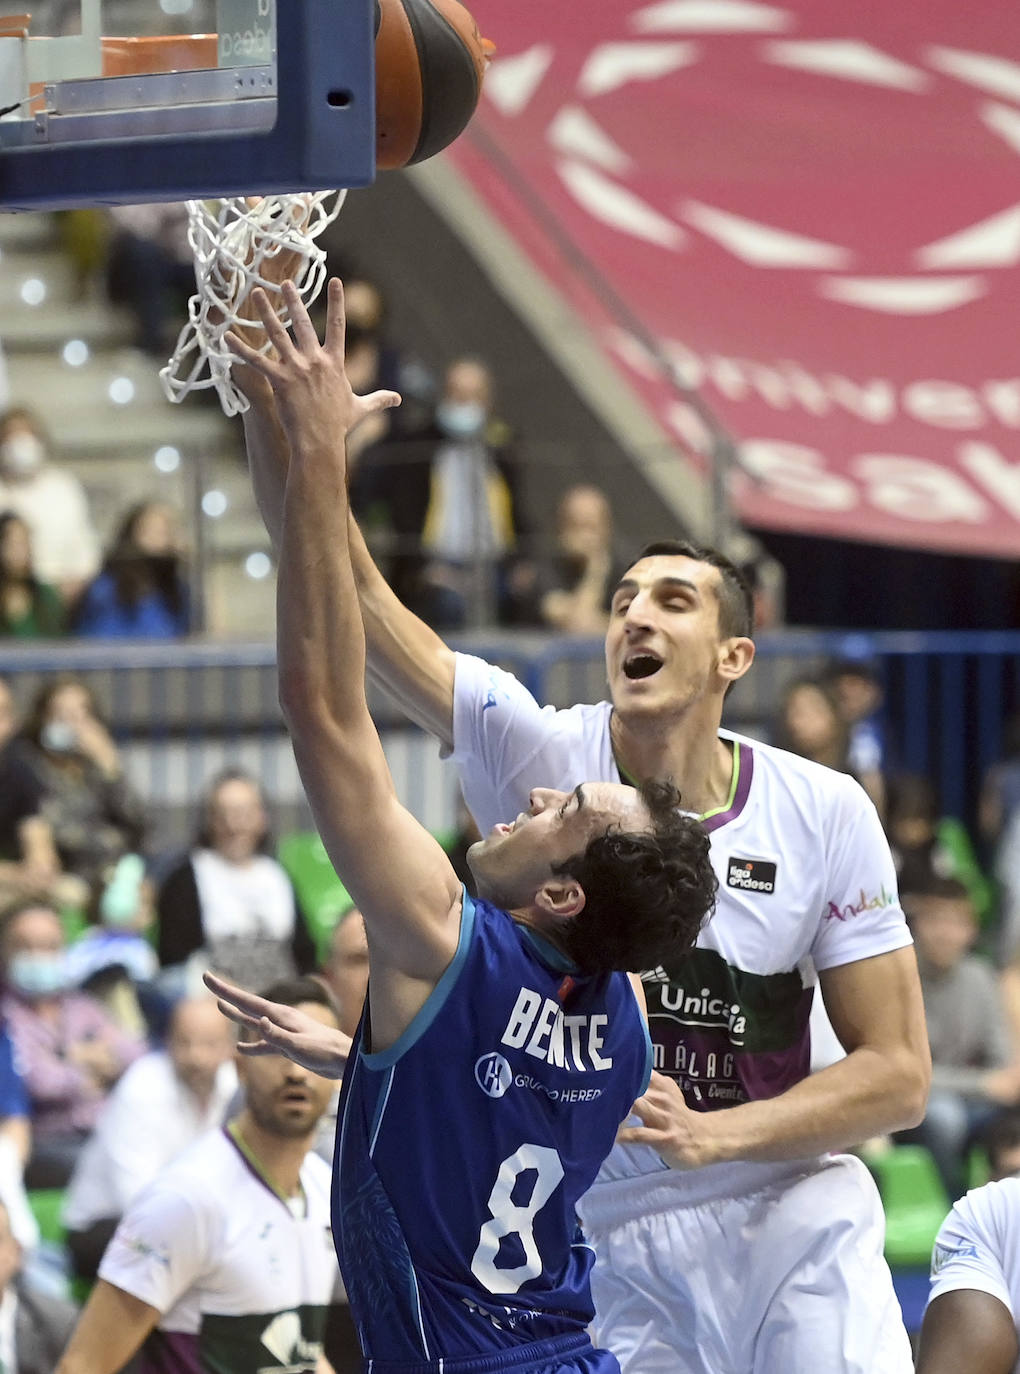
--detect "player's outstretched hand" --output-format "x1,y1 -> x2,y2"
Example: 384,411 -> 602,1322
203,970 -> 352,1080
224,278 -> 400,451
616,1070 -> 719,1171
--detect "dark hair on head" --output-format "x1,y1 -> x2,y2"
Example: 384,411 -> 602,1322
551,779 -> 717,975
195,767 -> 272,853
0,895 -> 61,951
907,875 -> 972,906
236,975 -> 340,1042
631,539 -> 754,641
20,673 -> 109,751
886,773 -> 940,825
982,1108 -> 1020,1180
93,501 -> 186,619
0,406 -> 48,446
0,511 -> 64,635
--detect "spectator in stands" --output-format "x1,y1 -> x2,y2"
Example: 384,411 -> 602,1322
0,675 -> 69,911
503,484 -> 624,634
896,878 -> 1020,1199
17,675 -> 148,892
773,676 -> 852,775
73,500 -> 190,640
983,1108 -> 1020,1182
979,712 -> 1020,854
0,408 -> 100,602
319,909 -> 369,1040
824,656 -> 887,817
63,994 -> 237,1281
0,1019 -> 41,1255
0,512 -> 65,638
0,1196 -> 78,1373
0,899 -> 144,1187
887,773 -> 994,938
56,978 -> 344,1374
105,204 -> 194,358
65,854 -> 161,1041
157,768 -> 316,994
354,356 -> 524,628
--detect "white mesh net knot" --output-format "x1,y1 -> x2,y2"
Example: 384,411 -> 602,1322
160,191 -> 346,418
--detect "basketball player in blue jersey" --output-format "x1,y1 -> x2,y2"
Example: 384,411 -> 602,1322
210,281 -> 718,1374
231,273 -> 931,1372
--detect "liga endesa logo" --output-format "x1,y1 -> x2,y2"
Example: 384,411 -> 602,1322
485,1 -> 1020,318
726,857 -> 777,894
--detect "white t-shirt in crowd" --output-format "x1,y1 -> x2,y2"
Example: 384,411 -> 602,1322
450,652 -> 912,1195
191,849 -> 297,944
928,1177 -> 1020,1374
99,1128 -> 337,1373
0,466 -> 100,585
64,1050 -> 238,1230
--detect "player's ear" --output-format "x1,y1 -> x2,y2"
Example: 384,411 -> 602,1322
717,635 -> 755,687
534,878 -> 586,922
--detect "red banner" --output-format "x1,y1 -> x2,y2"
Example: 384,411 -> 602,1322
449,0 -> 1020,556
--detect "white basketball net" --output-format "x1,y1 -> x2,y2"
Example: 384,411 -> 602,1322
160,191 -> 347,417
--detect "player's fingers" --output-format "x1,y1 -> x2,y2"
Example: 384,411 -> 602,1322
235,1040 -> 278,1057
282,280 -> 320,353
323,277 -> 346,359
361,389 -> 403,414
224,331 -> 273,372
250,286 -> 297,359
204,971 -> 283,1024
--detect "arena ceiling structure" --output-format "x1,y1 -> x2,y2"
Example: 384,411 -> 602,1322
443,0 -> 1020,558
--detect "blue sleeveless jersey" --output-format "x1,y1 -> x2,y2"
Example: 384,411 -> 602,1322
332,894 -> 652,1368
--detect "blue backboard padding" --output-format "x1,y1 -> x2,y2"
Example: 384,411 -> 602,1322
0,0 -> 375,210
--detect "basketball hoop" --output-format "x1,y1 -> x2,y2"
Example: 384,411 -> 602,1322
160,191 -> 346,418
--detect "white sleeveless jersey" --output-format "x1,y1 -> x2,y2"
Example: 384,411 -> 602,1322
928,1177 -> 1020,1373
450,653 -> 912,1191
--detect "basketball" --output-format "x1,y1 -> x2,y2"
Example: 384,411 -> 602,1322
374,0 -> 494,170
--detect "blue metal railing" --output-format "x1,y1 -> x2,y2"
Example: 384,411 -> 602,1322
1,630 -> 1017,843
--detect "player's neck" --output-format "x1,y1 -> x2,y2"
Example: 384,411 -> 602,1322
229,1111 -> 311,1201
610,708 -> 733,817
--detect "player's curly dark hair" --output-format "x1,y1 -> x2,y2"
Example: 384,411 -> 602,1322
552,779 -> 717,975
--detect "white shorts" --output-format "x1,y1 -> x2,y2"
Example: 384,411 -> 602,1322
578,1154 -> 913,1374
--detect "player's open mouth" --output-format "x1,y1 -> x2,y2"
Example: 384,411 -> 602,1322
623,653 -> 663,680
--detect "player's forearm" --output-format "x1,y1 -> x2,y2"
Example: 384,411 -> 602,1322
349,514 -> 456,746
276,438 -> 367,736
694,1043 -> 928,1165
241,386 -> 289,550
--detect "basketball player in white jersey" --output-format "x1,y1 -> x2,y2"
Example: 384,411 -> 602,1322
232,281 -> 931,1373
918,1176 -> 1020,1373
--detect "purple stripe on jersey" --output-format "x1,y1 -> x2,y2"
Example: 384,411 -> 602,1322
137,1330 -> 202,1374
662,1015 -> 812,1111
700,744 -> 754,834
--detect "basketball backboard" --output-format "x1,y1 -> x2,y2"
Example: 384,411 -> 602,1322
0,0 -> 375,209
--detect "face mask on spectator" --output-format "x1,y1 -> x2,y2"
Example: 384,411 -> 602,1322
7,951 -> 66,998
40,720 -> 77,753
0,434 -> 45,476
436,400 -> 486,440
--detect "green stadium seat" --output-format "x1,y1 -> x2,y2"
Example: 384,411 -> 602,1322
871,1145 -> 951,1268
278,832 -> 353,963
27,1187 -> 66,1246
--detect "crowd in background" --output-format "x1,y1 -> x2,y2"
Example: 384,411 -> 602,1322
0,205 -> 1017,1365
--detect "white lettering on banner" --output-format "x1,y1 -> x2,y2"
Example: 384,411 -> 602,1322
853,455 -> 989,522
621,332 -> 1020,433
740,441 -> 859,511
960,442 -> 1020,519
742,438 -> 1020,528
903,381 -> 987,429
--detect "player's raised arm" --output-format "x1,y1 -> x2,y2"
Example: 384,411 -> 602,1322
233,276 -> 457,748
227,281 -> 462,1001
